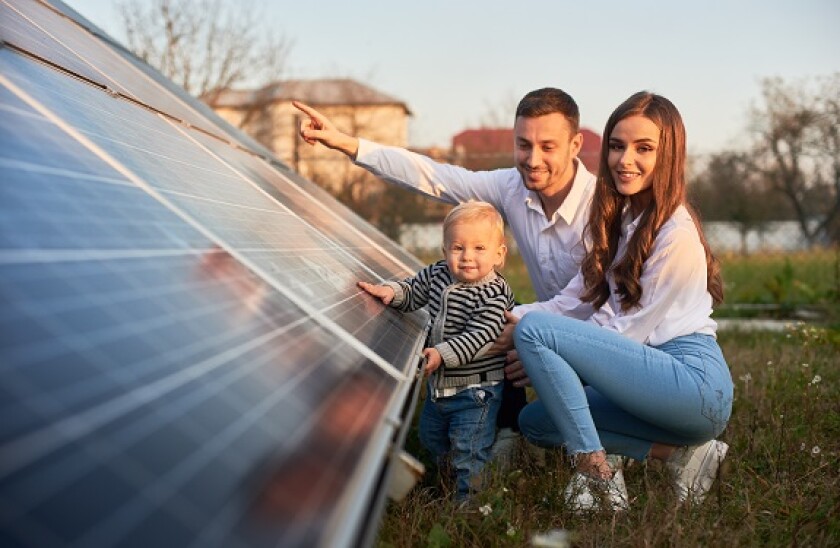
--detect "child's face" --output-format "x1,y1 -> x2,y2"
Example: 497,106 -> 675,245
443,219 -> 506,283
608,115 -> 660,215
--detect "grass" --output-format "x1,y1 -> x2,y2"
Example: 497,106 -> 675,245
377,325 -> 839,547
378,249 -> 840,546
715,249 -> 840,326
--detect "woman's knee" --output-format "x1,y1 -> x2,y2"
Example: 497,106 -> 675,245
513,311 -> 551,347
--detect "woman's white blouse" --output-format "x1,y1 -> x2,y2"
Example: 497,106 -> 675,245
513,205 -> 717,346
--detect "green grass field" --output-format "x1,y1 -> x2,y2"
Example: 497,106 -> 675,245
378,250 -> 840,546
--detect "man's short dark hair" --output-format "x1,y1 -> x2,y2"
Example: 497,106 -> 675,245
515,88 -> 580,133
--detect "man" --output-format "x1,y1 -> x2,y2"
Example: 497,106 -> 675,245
294,88 -> 596,461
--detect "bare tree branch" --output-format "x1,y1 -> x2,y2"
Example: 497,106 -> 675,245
750,74 -> 840,245
117,0 -> 292,98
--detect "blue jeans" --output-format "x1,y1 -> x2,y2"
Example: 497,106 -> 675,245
419,382 -> 503,499
514,313 -> 733,461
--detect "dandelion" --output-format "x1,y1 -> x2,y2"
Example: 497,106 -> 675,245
506,523 -> 516,537
810,375 -> 822,385
812,446 -> 821,456
479,504 -> 492,516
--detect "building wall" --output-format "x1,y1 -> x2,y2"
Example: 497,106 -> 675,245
214,102 -> 408,194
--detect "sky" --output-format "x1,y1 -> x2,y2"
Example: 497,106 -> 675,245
64,0 -> 840,156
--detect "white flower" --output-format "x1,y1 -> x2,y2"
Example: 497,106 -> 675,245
532,529 -> 571,547
810,375 -> 822,385
800,442 -> 806,451
479,504 -> 492,516
802,363 -> 810,368
503,487 -> 509,493
812,446 -> 821,455
506,524 -> 516,537
766,360 -> 773,366
739,373 -> 753,383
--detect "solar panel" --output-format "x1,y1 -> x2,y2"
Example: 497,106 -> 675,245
0,1 -> 430,546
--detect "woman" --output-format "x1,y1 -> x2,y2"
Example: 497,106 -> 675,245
510,91 -> 733,511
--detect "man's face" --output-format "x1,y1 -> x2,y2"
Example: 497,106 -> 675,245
513,113 -> 582,198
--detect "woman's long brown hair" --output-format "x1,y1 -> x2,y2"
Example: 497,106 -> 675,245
579,92 -> 724,311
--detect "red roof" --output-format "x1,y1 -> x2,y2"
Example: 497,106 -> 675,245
452,128 -> 513,154
578,128 -> 602,174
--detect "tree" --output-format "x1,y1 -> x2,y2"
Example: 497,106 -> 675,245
750,74 -> 840,246
814,75 -> 840,243
117,0 -> 292,103
690,152 -> 789,254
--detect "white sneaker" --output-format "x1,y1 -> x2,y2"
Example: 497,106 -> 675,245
667,439 -> 729,504
490,427 -> 520,467
564,456 -> 629,513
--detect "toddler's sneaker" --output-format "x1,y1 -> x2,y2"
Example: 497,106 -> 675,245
666,439 -> 728,504
564,456 -> 629,513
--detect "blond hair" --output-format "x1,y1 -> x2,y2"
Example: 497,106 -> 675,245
442,201 -> 506,249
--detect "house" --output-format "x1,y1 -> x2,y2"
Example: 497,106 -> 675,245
208,79 -> 411,195
451,127 -> 602,173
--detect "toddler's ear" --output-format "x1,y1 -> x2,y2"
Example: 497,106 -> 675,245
496,244 -> 508,268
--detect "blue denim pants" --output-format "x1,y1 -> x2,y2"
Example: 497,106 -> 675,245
514,312 -> 733,461
419,381 -> 503,499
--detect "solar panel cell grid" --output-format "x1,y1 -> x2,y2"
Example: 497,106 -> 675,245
1,2 -> 428,545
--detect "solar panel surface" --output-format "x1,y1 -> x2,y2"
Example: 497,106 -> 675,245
0,1 -> 430,546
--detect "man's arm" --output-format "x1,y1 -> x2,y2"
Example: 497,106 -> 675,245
293,102 -> 513,209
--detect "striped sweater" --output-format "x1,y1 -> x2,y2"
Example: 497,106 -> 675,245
385,260 -> 515,394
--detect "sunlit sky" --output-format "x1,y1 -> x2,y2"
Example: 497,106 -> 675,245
64,0 -> 840,155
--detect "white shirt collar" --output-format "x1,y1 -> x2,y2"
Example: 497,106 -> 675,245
523,157 -> 595,224
556,158 -> 593,225
621,203 -> 642,238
